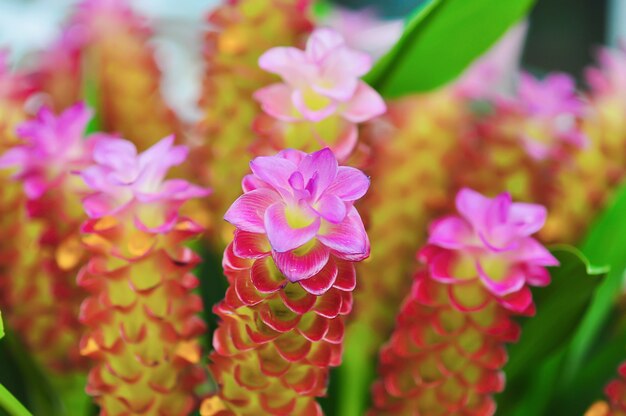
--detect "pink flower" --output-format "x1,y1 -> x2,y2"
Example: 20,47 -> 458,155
427,188 -> 558,297
514,72 -> 588,160
254,28 -> 386,158
224,147 -> 370,282
79,135 -> 210,232
0,102 -> 104,199
586,44 -> 626,101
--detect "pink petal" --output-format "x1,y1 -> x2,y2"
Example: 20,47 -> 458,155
264,202 -> 320,252
298,147 -> 338,199
224,188 -> 280,233
508,202 -> 547,237
306,28 -> 345,62
254,83 -> 300,122
82,193 -> 116,218
299,259 -> 338,295
251,257 -> 287,293
314,194 -> 346,224
511,237 -> 559,266
525,264 -> 551,287
258,46 -> 311,86
342,81 -> 386,122
93,138 -> 138,174
477,260 -> 525,297
272,241 -> 330,282
429,251 -> 462,284
333,261 -> 356,291
250,154 -> 297,195
136,136 -> 188,188
317,206 -> 369,260
325,166 -> 369,201
428,216 -> 474,250
325,122 -> 358,162
455,187 -> 493,232
498,286 -> 534,314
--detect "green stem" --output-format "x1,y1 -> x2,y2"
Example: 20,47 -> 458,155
0,384 -> 32,416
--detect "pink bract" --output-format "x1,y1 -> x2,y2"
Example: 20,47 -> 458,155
586,44 -> 626,100
427,188 -> 558,298
224,148 -> 370,282
0,102 -> 105,199
254,27 -> 386,124
79,135 -> 210,232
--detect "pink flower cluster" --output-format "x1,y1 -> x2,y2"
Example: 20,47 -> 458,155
0,102 -> 103,198
225,147 -> 370,283
512,72 -> 588,160
254,28 -> 386,157
424,188 -> 558,306
79,136 -> 210,232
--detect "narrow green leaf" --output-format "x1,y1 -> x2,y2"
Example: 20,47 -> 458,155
504,246 -> 607,381
0,384 -> 32,416
0,311 -> 4,340
562,184 -> 626,382
364,0 -> 536,97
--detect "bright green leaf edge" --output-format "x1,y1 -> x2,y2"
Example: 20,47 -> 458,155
364,0 -> 536,97
0,384 -> 32,416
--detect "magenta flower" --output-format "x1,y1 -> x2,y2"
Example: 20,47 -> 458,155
254,28 -> 386,158
0,102 -> 105,199
427,188 -> 558,297
224,147 -> 370,282
514,72 -> 588,160
79,135 -> 210,232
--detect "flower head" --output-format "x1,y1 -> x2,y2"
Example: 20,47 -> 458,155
0,102 -> 103,199
225,147 -> 370,281
79,135 -> 210,232
254,28 -> 386,157
426,188 -> 558,297
513,72 -> 588,160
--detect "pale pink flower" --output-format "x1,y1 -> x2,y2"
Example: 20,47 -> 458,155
427,188 -> 558,297
513,72 -> 588,160
0,102 -> 105,199
224,147 -> 370,282
254,28 -> 386,158
79,135 -> 210,232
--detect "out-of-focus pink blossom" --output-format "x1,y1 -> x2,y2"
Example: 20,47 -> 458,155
586,43 -> 626,101
513,72 -> 588,160
0,102 -> 104,199
79,135 -> 210,232
254,28 -> 386,159
224,147 -> 370,282
426,188 -> 558,297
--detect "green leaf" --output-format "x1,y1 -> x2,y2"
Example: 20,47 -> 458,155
364,0 -> 536,97
503,246 -> 607,381
561,184 -> 626,382
0,384 -> 32,416
0,311 -> 4,340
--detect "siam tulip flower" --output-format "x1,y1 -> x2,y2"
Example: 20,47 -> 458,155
370,188 -> 558,415
69,0 -> 182,150
77,135 -> 210,415
192,0 -> 312,249
0,98 -> 97,370
253,27 -> 386,160
204,148 -> 370,416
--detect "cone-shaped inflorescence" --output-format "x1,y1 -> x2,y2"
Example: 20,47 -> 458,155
77,136 -> 210,414
0,103 -> 103,371
0,52 -> 35,311
348,90 -> 466,359
546,45 -> 626,244
370,188 -> 558,415
253,27 -> 386,162
69,0 -> 181,149
193,0 -> 312,248
204,148 -> 370,415
447,71 -> 588,244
